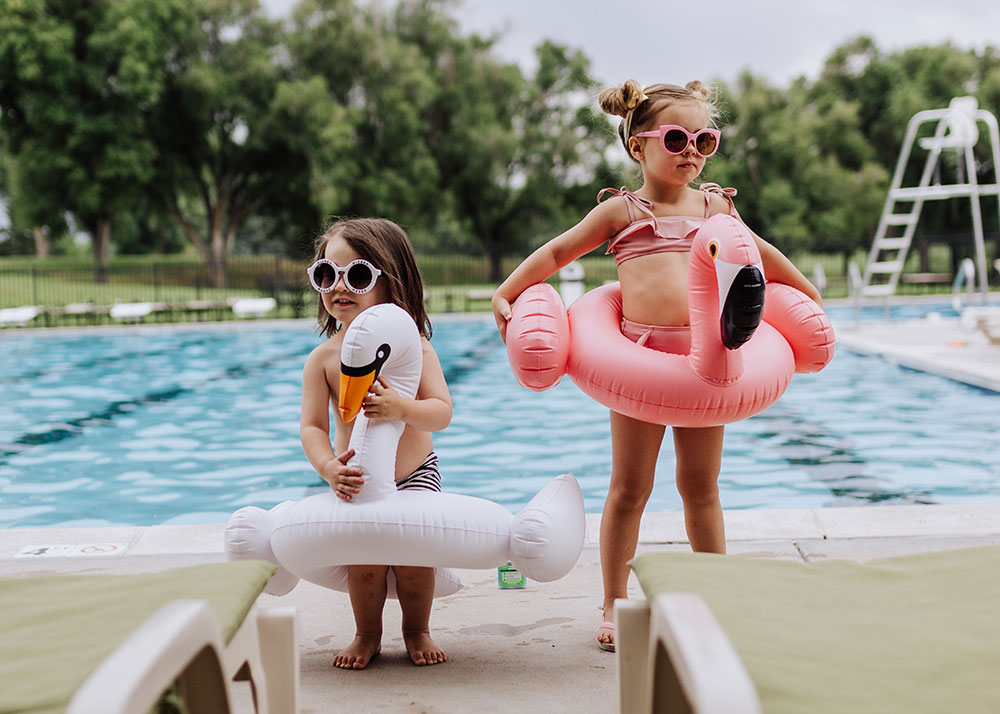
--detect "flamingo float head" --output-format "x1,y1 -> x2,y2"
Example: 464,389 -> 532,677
688,214 -> 766,383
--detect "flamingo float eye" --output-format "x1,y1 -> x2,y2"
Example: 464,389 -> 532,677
707,240 -> 720,259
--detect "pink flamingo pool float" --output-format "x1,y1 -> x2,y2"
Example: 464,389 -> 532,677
505,214 -> 835,427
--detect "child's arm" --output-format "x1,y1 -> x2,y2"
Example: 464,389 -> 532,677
707,193 -> 822,306
753,235 -> 823,306
300,349 -> 365,500
361,339 -> 453,432
492,199 -> 625,341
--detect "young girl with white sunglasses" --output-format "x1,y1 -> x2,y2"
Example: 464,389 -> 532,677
491,80 -> 822,652
302,217 -> 452,668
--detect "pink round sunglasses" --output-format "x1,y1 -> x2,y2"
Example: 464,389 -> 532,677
634,125 -> 721,158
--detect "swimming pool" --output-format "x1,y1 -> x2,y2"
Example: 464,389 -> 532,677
1,306 -> 998,528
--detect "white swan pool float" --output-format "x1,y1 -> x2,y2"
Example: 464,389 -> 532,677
225,302 -> 586,597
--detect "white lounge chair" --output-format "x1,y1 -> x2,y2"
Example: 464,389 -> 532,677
0,305 -> 43,327
110,302 -> 156,323
0,560 -> 298,714
231,297 -> 277,319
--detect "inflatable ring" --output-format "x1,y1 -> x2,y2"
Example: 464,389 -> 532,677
505,213 -> 835,427
226,303 -> 586,597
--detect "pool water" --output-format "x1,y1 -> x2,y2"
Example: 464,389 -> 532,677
1,307 -> 998,528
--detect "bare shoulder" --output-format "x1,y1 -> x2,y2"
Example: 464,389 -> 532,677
421,336 -> 443,364
554,194 -> 632,255
534,191 -> 633,265
418,336 -> 451,399
590,192 -> 635,231
304,335 -> 342,379
308,334 -> 341,361
703,189 -> 733,217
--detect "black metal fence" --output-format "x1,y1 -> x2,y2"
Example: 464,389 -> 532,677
1,245 -> 994,329
0,253 -> 563,327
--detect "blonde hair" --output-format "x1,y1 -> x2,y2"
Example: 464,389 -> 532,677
598,79 -> 719,161
312,217 -> 431,339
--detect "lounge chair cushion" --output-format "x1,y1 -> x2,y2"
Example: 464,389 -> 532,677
631,545 -> 1000,714
0,560 -> 276,714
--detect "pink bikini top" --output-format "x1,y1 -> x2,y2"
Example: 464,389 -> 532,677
599,183 -> 738,266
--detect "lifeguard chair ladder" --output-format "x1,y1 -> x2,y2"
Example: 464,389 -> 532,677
857,96 -> 1000,308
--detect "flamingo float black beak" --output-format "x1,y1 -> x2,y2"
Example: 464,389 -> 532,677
720,265 -> 765,350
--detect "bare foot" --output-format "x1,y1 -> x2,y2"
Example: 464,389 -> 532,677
333,634 -> 382,670
403,629 -> 447,666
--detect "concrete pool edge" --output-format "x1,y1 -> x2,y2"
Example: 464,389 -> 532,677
835,319 -> 1000,392
0,312 -> 492,339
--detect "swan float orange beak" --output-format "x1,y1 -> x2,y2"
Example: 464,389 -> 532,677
339,343 -> 391,423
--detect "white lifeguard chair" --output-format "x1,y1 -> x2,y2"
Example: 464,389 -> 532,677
857,96 -> 1000,308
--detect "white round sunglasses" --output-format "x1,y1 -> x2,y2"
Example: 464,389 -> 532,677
306,258 -> 382,294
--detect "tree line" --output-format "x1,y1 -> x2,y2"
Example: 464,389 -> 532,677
1,0 -> 998,285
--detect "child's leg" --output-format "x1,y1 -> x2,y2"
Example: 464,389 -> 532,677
672,425 -> 726,553
334,564 -> 389,670
392,565 -> 447,666
599,411 -> 667,648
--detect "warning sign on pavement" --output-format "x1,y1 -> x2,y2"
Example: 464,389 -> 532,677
15,543 -> 126,558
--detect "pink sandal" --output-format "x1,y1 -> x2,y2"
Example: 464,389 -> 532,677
598,619 -> 615,652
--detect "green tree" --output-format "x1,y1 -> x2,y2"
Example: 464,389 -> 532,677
287,0 -> 616,274
0,0 -> 194,278
814,38 -> 1000,265
419,21 -> 612,279
285,0 -> 442,236
710,67 -> 889,263
0,133 -> 36,256
147,0 -> 353,287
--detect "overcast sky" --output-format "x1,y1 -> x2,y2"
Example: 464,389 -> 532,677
261,0 -> 1000,88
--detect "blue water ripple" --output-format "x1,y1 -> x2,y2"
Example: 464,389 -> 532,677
1,309 -> 998,527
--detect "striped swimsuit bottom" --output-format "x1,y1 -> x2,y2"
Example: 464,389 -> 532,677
394,451 -> 442,493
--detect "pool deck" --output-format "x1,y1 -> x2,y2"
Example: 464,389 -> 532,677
3,505 -> 1000,713
3,300 -> 1000,712
831,299 -> 1000,392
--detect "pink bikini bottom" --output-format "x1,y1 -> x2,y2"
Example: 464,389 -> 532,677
620,317 -> 692,355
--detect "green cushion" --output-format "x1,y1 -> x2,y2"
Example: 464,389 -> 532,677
0,560 -> 276,714
630,545 -> 1000,714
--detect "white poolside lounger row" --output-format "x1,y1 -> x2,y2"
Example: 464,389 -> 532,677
0,298 -> 278,327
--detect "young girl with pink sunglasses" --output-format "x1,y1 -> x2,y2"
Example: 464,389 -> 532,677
491,79 -> 822,652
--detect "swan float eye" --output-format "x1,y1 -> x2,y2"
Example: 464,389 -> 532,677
707,240 -> 720,259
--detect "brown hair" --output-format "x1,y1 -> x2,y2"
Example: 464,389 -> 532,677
598,79 -> 719,162
312,217 -> 431,339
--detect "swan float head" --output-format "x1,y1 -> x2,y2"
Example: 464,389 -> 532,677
338,303 -> 421,422
339,343 -> 389,423
337,303 -> 423,503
